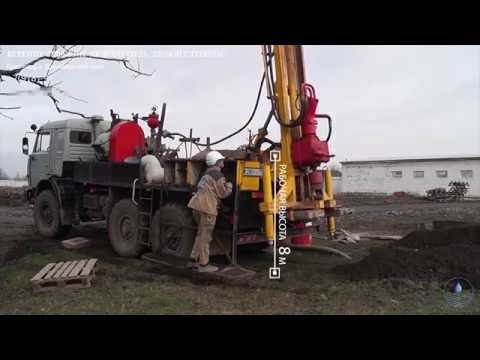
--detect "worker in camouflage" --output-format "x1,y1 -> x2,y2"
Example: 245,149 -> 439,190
187,151 -> 233,272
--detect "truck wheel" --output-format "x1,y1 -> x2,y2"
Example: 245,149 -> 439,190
150,203 -> 195,258
34,190 -> 71,239
108,199 -> 145,257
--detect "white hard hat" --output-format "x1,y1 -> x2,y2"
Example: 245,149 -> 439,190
206,150 -> 225,166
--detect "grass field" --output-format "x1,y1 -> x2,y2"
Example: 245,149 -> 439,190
1,192 -> 479,315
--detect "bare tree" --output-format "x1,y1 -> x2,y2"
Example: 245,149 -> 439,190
0,45 -> 153,119
0,106 -> 21,120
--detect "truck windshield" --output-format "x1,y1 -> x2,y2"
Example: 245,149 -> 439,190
34,132 -> 51,152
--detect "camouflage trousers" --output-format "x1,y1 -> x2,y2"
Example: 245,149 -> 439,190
191,210 -> 217,266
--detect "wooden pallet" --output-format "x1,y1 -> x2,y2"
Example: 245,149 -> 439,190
30,258 -> 98,292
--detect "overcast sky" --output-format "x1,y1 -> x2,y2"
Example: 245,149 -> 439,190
0,45 -> 479,177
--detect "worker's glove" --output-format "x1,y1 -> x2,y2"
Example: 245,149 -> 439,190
226,182 -> 233,191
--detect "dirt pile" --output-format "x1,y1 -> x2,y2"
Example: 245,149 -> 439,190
397,224 -> 480,249
335,225 -> 480,286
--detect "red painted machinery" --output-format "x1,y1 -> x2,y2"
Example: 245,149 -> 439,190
109,121 -> 146,162
292,84 -> 331,168
147,112 -> 160,129
309,170 -> 324,199
290,84 -> 333,245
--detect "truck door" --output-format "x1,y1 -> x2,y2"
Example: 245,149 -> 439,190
28,130 -> 51,188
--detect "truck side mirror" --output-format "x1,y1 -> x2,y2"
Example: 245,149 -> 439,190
30,124 -> 37,132
22,137 -> 29,155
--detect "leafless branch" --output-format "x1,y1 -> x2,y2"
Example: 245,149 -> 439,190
47,56 -> 75,78
54,87 -> 88,103
1,53 -> 153,79
0,45 -> 153,118
47,92 -> 88,118
0,104 -> 21,119
0,104 -> 20,120
0,87 -> 51,96
0,112 -> 14,120
45,45 -> 82,78
44,46 -> 58,78
59,45 -> 82,54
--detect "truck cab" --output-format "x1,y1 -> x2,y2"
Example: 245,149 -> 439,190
25,118 -> 110,191
22,117 -> 114,240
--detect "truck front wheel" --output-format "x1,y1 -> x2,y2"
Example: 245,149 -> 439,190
108,199 -> 145,257
34,189 -> 71,239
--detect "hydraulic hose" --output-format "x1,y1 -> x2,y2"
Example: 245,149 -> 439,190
190,72 -> 266,147
315,114 -> 332,142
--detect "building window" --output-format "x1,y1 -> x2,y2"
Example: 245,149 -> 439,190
70,131 -> 92,144
391,171 -> 402,178
413,171 -> 424,178
461,170 -> 473,178
436,170 -> 448,178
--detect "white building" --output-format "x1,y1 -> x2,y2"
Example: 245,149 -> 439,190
332,176 -> 343,193
340,155 -> 480,197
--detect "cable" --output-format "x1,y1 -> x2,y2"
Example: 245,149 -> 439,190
192,71 -> 266,147
315,114 -> 332,142
168,132 -> 189,139
164,45 -> 305,148
160,69 -> 265,148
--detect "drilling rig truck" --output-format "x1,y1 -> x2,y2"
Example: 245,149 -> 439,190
22,45 -> 339,266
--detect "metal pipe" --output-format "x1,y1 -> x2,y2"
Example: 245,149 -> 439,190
231,184 -> 240,265
131,178 -> 139,205
323,168 -> 336,237
295,46 -> 306,84
323,168 -> 334,201
327,216 -> 336,238
286,45 -> 303,140
273,45 -> 296,203
156,103 -> 166,154
262,162 -> 274,240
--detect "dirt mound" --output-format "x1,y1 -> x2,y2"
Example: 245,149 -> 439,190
335,225 -> 480,286
397,225 -> 480,249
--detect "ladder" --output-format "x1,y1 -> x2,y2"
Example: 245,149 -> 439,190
137,185 -> 154,246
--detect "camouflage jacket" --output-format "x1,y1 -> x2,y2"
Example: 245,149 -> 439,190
187,166 -> 233,216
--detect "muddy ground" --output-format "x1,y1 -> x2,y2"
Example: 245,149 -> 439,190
1,188 -> 480,314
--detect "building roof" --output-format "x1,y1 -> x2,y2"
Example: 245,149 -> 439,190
341,154 -> 480,165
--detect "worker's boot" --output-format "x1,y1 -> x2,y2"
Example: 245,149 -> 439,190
197,263 -> 219,273
187,257 -> 198,269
